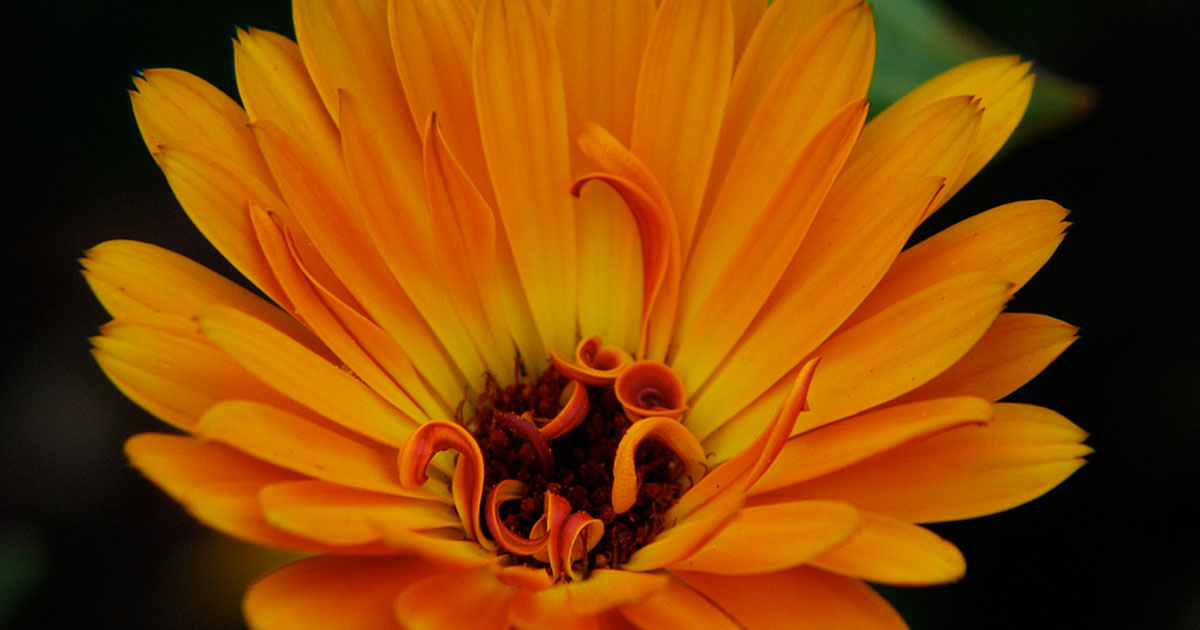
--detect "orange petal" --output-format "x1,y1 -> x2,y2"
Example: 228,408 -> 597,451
199,305 -> 418,447
551,335 -> 632,386
485,479 -> 550,556
510,569 -> 668,629
612,361 -> 688,422
751,396 -> 993,495
631,0 -> 733,263
395,568 -> 516,630
474,0 -> 577,357
617,577 -> 742,630
669,500 -> 859,574
397,420 -> 487,545
244,555 -> 433,630
689,95 -> 980,435
258,480 -> 460,547
672,566 -> 907,629
611,417 -> 708,514
775,402 -> 1090,523
621,489 -> 742,572
811,510 -> 966,586
895,312 -> 1079,404
537,381 -> 591,441
374,526 -> 494,569
195,400 -> 430,498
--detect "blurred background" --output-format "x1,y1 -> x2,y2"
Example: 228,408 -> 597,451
4,0 -> 1197,628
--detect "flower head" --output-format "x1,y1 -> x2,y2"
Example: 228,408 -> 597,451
86,0 -> 1089,627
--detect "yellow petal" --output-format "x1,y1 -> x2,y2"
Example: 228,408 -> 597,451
669,500 -> 859,574
555,0 -> 654,352
811,510 -> 966,586
631,0 -> 733,263
244,555 -> 433,630
125,433 -> 329,552
91,323 -> 296,431
846,199 -> 1069,327
896,312 -> 1079,404
690,96 -> 981,434
617,578 -> 742,630
474,0 -> 577,357
751,396 -> 993,495
728,0 -> 767,64
199,305 -> 418,447
775,402 -> 1090,523
395,568 -> 516,630
259,480 -> 458,546
672,567 -> 907,629
194,400 -> 430,498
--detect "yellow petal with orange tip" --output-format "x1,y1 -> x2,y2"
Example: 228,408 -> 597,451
864,56 -> 1034,213
198,305 -> 419,447
793,272 -> 1013,435
631,0 -> 733,263
896,313 -> 1079,404
91,323 -> 297,431
774,403 -> 1090,523
617,577 -> 743,630
194,400 -> 436,498
395,568 -> 516,630
233,26 -> 344,174
244,555 -> 434,630
258,480 -> 459,547
130,68 -> 276,188
751,396 -> 993,495
846,199 -> 1069,327
690,96 -> 981,435
672,100 -> 866,392
510,570 -> 668,630
672,566 -> 908,629
810,510 -> 966,586
555,0 -> 654,353
473,0 -> 577,357
389,0 -> 487,189
124,433 -> 331,552
668,499 -> 859,574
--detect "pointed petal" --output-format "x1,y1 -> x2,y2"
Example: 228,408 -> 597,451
896,313 -> 1079,404
259,480 -> 459,546
631,0 -> 733,262
672,567 -> 907,629
690,96 -> 981,434
244,556 -> 432,630
669,500 -> 858,574
474,0 -> 576,356
774,403 -> 1090,523
751,396 -> 993,495
395,568 -> 516,630
811,510 -> 966,586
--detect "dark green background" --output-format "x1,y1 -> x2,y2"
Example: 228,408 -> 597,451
5,1 -> 1197,628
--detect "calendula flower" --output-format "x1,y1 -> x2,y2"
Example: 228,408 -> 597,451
85,0 -> 1089,627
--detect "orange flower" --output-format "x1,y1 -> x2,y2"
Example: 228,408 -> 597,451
85,0 -> 1089,627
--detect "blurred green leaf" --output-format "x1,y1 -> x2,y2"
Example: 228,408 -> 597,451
869,0 -> 1095,142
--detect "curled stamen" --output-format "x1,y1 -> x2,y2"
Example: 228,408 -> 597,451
485,479 -> 550,556
542,492 -> 574,580
611,417 -> 708,515
614,360 -> 688,421
560,511 -> 605,581
536,380 -> 590,440
494,411 -> 556,475
398,421 -> 488,546
550,335 -> 632,386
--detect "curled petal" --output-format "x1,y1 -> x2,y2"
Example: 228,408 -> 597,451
485,479 -> 550,556
543,493 -> 574,580
397,420 -> 487,546
536,381 -> 591,440
495,411 -> 556,475
550,335 -> 632,386
614,360 -> 688,421
560,511 -> 605,581
612,417 -> 708,515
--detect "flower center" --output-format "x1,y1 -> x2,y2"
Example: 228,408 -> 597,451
396,336 -> 709,581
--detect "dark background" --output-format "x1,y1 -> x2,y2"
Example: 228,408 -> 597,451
4,1 -> 1197,628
